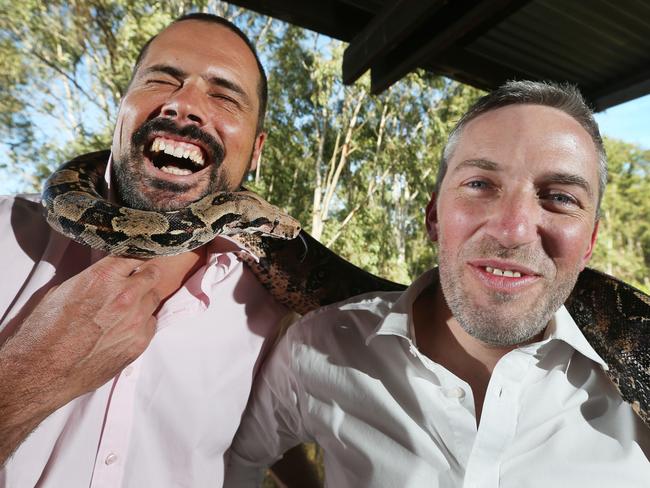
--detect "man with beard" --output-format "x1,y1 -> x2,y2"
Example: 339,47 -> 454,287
0,13 -> 307,487
225,81 -> 650,487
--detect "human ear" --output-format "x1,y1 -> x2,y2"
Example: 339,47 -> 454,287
249,131 -> 266,172
425,192 -> 439,242
580,220 -> 599,269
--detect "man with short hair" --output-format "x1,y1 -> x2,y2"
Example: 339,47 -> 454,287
225,81 -> 650,487
0,13 -> 295,487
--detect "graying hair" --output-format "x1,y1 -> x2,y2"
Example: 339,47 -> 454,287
435,80 -> 608,217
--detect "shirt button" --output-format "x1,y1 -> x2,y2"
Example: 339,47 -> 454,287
444,387 -> 466,399
123,365 -> 134,377
105,452 -> 118,465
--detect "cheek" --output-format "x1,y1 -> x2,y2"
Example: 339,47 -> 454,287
113,101 -> 140,150
543,218 -> 594,264
214,116 -> 258,171
437,197 -> 486,248
113,93 -> 161,150
216,115 -> 255,150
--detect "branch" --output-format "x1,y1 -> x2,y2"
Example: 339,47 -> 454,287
27,50 -> 104,112
320,89 -> 366,222
326,166 -> 391,247
254,17 -> 274,48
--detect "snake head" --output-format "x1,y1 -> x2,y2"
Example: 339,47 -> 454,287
230,190 -> 301,240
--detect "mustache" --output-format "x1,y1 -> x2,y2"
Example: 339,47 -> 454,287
470,238 -> 550,274
131,118 -> 225,166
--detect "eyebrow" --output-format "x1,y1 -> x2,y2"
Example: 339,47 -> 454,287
454,159 -> 594,197
142,64 -> 252,107
143,64 -> 186,79
205,75 -> 251,106
453,159 -> 500,172
542,172 -> 594,197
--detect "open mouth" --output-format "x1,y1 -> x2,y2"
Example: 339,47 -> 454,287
146,136 -> 207,176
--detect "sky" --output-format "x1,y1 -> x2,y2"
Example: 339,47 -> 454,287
594,93 -> 650,149
1,83 -> 648,196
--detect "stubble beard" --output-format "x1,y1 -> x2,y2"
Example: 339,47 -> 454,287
112,118 -> 231,212
113,150 -> 228,212
437,239 -> 582,346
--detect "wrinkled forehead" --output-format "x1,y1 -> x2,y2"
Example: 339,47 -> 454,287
136,20 -> 261,93
450,104 -> 600,176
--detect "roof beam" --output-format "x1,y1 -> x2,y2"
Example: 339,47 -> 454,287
342,0 -> 446,85
226,0 -> 371,41
368,0 -> 527,94
338,0 -> 384,13
588,66 -> 650,111
425,47 -> 537,91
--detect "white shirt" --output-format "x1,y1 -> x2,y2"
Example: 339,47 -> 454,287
225,269 -> 650,488
0,195 -> 289,488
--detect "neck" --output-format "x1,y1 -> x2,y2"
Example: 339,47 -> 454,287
145,247 -> 206,302
413,284 -> 525,423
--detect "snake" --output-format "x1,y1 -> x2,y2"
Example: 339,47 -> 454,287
43,150 -> 650,430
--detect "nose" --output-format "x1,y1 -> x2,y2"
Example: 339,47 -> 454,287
160,83 -> 206,126
484,191 -> 540,249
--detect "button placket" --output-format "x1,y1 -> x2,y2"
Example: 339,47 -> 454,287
89,358 -> 142,488
104,452 -> 118,465
463,351 -> 533,488
444,386 -> 466,400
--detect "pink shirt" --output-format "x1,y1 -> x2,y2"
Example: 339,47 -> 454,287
0,194 -> 288,487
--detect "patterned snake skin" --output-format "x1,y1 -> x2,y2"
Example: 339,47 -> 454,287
43,150 -> 650,429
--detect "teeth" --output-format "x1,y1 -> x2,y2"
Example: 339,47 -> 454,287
150,137 -> 205,167
190,151 -> 204,166
485,266 -> 522,278
160,165 -> 192,176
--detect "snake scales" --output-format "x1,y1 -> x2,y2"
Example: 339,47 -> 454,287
43,150 -> 650,430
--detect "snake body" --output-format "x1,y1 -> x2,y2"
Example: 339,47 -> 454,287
42,151 -> 300,257
43,150 -> 650,429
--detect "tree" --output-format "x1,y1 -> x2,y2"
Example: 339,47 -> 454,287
0,0 -> 232,191
590,139 -> 650,292
1,0 -> 647,290
1,2 -> 649,485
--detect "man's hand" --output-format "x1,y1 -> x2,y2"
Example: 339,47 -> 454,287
0,255 -> 163,466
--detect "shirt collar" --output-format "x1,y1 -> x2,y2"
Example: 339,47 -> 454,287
365,268 -> 437,345
528,304 -> 609,369
101,152 -> 257,297
365,268 -> 608,370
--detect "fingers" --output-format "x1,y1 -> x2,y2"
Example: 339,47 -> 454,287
91,256 -> 162,294
95,255 -> 149,278
140,286 -> 163,315
78,256 -> 161,318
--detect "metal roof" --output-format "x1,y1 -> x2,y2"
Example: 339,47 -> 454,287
228,0 -> 650,110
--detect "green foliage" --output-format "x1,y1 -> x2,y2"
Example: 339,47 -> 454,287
0,0 -> 223,190
0,0 -> 647,291
248,25 -> 483,283
590,139 -> 650,292
1,2 -> 649,485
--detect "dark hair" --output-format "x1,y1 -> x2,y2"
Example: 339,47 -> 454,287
435,80 -> 607,216
130,13 -> 268,133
